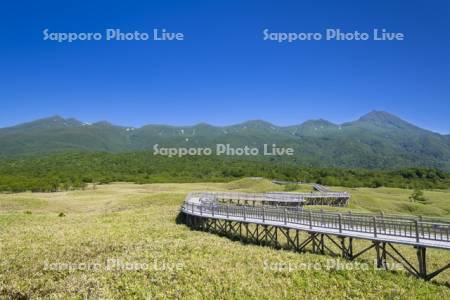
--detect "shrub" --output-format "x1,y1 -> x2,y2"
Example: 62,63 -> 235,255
409,189 -> 427,203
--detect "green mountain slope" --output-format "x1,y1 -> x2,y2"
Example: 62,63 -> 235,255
0,112 -> 449,170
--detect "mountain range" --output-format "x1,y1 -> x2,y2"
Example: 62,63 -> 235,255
1,111 -> 449,170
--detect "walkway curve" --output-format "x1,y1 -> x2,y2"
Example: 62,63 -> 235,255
181,191 -> 450,280
182,192 -> 450,249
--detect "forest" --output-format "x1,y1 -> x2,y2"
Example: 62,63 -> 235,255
0,151 -> 449,193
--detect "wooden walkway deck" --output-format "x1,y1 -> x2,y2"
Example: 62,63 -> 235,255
188,190 -> 350,207
181,192 -> 450,280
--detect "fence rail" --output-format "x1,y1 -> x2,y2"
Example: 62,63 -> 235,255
186,191 -> 350,206
182,194 -> 450,248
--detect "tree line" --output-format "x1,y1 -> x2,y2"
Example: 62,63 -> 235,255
0,152 -> 449,193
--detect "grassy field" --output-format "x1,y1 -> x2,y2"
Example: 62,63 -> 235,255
0,178 -> 449,299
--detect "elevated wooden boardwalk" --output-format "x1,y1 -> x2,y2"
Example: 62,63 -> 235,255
313,184 -> 331,192
181,192 -> 450,281
189,190 -> 350,207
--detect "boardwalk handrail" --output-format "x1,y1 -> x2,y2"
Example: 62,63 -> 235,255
185,192 -> 450,225
186,191 -> 350,204
182,192 -> 450,280
182,194 -> 450,249
186,191 -> 350,199
266,191 -> 350,199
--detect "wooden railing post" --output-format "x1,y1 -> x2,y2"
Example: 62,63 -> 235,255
309,211 -> 312,229
211,203 -> 215,217
348,211 -> 352,229
284,209 -> 287,225
262,207 -> 265,223
338,214 -> 342,233
415,220 -> 420,243
243,206 -> 246,220
200,205 -> 203,216
419,215 -> 424,238
226,205 -> 229,218
373,217 -> 377,237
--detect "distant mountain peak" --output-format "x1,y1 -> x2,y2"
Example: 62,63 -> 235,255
11,115 -> 83,130
353,110 -> 418,130
35,115 -> 66,123
46,114 -> 64,121
358,110 -> 402,122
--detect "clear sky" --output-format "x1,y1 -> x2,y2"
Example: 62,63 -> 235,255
1,0 -> 449,133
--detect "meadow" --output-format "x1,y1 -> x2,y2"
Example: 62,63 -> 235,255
0,179 -> 449,299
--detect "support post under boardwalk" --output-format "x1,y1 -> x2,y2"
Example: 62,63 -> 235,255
417,247 -> 427,279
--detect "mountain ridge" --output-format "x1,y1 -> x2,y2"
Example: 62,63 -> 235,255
5,111 -> 436,132
1,111 -> 449,171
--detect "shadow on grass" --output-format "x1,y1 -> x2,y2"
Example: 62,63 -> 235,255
175,211 -> 186,225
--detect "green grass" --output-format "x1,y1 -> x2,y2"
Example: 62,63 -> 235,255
330,185 -> 450,217
0,179 -> 449,299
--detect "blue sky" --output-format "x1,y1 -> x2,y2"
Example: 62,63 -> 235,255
0,0 -> 449,133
